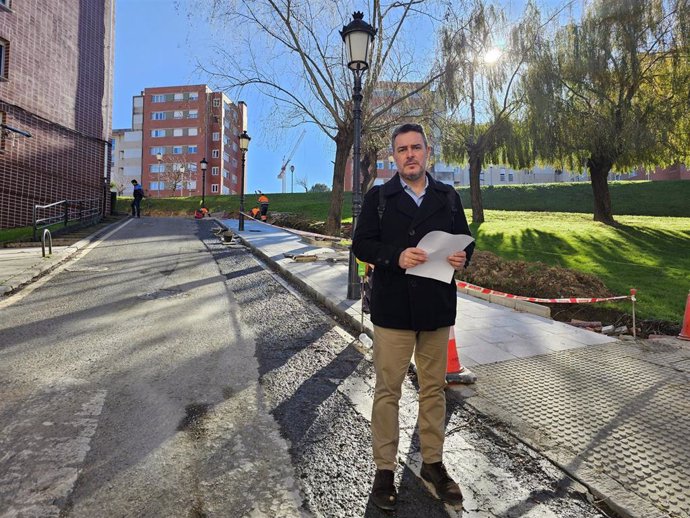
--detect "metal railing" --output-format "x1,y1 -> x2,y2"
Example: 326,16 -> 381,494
32,198 -> 102,241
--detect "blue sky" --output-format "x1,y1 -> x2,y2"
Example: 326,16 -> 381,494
114,0 -> 331,194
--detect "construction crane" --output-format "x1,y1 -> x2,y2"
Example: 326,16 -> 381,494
277,129 -> 306,193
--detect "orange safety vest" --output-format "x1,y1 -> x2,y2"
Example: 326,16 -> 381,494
258,195 -> 269,204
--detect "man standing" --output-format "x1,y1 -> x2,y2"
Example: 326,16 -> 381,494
131,179 -> 144,218
352,123 -> 474,511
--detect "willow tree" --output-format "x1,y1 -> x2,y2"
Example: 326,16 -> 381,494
438,0 -> 543,224
522,0 -> 690,225
196,0 -> 447,235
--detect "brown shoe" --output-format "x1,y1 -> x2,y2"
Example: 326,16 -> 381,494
420,462 -> 463,506
371,469 -> 397,511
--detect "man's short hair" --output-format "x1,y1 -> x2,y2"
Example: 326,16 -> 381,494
391,123 -> 428,150
131,179 -> 137,184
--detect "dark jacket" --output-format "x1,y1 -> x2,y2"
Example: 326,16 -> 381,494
352,173 -> 474,331
132,185 -> 144,199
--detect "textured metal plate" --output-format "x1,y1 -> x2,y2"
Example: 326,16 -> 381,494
469,341 -> 690,517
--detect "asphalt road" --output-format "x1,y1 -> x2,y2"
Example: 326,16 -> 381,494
0,217 -> 608,517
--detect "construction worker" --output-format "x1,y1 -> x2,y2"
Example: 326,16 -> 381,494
250,207 -> 260,219
257,191 -> 270,222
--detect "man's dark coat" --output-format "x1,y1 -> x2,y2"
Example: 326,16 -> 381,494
352,173 -> 474,331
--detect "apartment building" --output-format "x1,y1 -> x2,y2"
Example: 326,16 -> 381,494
111,128 -> 143,195
138,85 -> 246,197
0,0 -> 115,229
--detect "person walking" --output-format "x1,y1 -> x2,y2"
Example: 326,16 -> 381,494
352,123 -> 474,511
131,179 -> 145,218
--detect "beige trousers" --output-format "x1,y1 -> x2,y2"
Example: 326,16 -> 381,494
372,325 -> 449,470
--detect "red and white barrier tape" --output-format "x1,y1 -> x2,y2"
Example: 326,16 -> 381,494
456,281 -> 631,304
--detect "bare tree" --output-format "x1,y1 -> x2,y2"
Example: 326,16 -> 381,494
196,0 -> 450,234
295,176 -> 309,192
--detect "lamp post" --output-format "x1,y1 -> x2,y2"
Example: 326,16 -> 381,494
156,152 -> 163,197
200,158 -> 208,208
179,165 -> 185,196
290,164 -> 295,193
341,11 -> 376,300
238,130 -> 251,231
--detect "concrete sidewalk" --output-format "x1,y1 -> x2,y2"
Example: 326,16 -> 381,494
220,217 -> 690,518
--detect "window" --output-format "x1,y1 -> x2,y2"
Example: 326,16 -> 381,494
188,145 -> 198,154
232,142 -> 237,151
500,172 -> 506,182
151,112 -> 166,120
188,128 -> 198,136
223,169 -> 229,178
211,149 -> 219,158
151,94 -> 166,103
212,98 -> 221,107
211,166 -> 219,176
188,110 -> 198,119
173,128 -> 183,137
211,184 -> 219,193
150,146 -> 165,155
232,174 -> 237,183
188,163 -> 197,172
150,181 -> 163,190
389,161 -> 395,170
150,164 -> 165,173
151,129 -> 166,138
376,160 -> 384,170
189,92 -> 198,101
0,38 -> 9,80
212,132 -> 220,141
174,93 -> 184,100
231,158 -> 238,168
0,0 -> 11,11
173,111 -> 183,119
172,146 -> 183,154
508,172 -> 514,182
223,152 -> 230,162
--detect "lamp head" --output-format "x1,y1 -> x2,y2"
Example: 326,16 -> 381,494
239,130 -> 251,152
341,12 -> 376,73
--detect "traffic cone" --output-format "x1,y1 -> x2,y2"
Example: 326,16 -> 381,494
679,291 -> 690,341
445,326 -> 477,384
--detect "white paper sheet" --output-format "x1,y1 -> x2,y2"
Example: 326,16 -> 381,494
405,231 -> 474,283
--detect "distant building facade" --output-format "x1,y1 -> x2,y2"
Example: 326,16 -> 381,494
137,85 -> 247,197
0,0 -> 115,229
111,129 -> 143,196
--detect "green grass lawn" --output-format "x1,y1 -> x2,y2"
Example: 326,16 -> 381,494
471,210 -> 690,323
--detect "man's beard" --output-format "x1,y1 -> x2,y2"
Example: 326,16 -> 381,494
400,167 -> 425,183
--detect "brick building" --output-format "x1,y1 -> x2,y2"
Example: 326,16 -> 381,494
0,0 -> 115,229
138,85 -> 246,197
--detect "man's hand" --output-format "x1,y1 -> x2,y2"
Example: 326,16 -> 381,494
399,247 -> 428,269
447,250 -> 467,270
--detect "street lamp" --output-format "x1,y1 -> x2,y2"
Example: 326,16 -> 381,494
179,164 -> 185,196
238,130 -> 251,231
200,158 -> 208,208
341,11 -> 376,300
156,152 -> 163,197
290,164 -> 295,193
